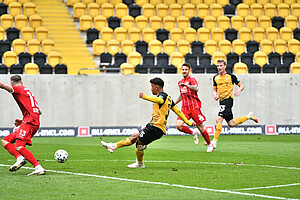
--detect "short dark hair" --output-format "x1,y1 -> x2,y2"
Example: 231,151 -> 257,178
10,75 -> 22,83
182,63 -> 191,69
217,59 -> 227,66
150,77 -> 164,88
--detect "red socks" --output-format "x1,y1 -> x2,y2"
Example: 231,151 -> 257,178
181,126 -> 193,135
201,130 -> 211,145
4,143 -> 21,158
18,147 -> 40,167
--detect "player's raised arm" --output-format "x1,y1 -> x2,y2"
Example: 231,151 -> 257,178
139,92 -> 164,104
171,105 -> 194,126
0,81 -> 13,93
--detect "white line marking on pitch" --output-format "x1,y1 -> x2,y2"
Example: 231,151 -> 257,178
233,183 -> 300,191
0,164 -> 299,200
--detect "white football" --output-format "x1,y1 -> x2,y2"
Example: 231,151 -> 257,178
54,149 -> 69,163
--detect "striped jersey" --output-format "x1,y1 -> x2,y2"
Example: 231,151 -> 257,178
178,76 -> 202,109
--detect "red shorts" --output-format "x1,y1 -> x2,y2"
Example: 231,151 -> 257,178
177,107 -> 206,125
3,123 -> 39,147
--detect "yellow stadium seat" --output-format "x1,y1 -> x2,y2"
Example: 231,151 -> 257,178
218,39 -> 232,55
210,3 -> 223,18
122,15 -> 135,30
211,27 -> 224,42
183,4 -> 196,19
12,39 -> 26,55
204,0 -> 215,6
4,51 -> 18,67
250,3 -> 263,18
288,39 -> 300,54
177,0 -> 189,6
80,15 -> 93,31
9,2 -> 22,17
21,26 -> 34,42
258,15 -> 271,30
260,39 -> 274,54
217,16 -> 230,31
68,0 -> 80,7
107,39 -> 120,55
216,0 -> 229,7
252,27 -> 265,42
93,39 -> 106,56
234,62 -> 248,74
280,27 -> 293,41
128,51 -> 141,67
290,62 -> 300,73
101,27 -> 113,42
142,27 -> 155,43
204,15 -> 217,30
94,15 -> 107,31
150,0 -> 162,6
15,14 -> 28,30
274,39 -> 287,54
1,14 -> 13,30
82,0 -> 94,5
212,52 -> 226,65
29,14 -> 42,29
87,3 -> 100,18
23,2 -> 37,17
237,3 -> 249,18
0,27 -> 5,40
254,51 -> 268,66
121,39 -> 134,55
156,4 -> 169,18
244,15 -> 257,30
120,63 -> 134,75
177,16 -> 189,30
264,3 -> 277,18
128,27 -> 141,43
114,27 -> 127,42
136,0 -> 148,6
19,0 -> 31,5
27,39 -> 41,55
197,27 -> 210,43
177,40 -> 190,55
149,16 -> 162,31
277,3 -> 290,18
35,26 -> 48,42
197,4 -> 209,19
135,15 -> 148,30
24,63 -> 39,74
231,16 -> 243,31
284,0 -> 294,5
73,3 -> 87,19
170,52 -> 184,67
170,4 -> 182,18
163,0 -> 176,6
257,0 -> 269,5
291,3 -> 300,17
110,0 -> 122,6
42,39 -> 55,55
101,3 -> 114,18
48,51 -> 62,67
142,3 -> 155,18
238,27 -> 252,42
149,40 -> 162,56
190,0 -> 200,6
232,39 -> 246,55
285,15 -> 298,30
170,28 -> 183,42
163,39 -> 176,55
163,16 -> 175,31
296,51 -> 300,62
243,0 -> 256,5
96,0 -> 109,4
270,0 -> 283,5
205,39 -> 218,55
183,27 -> 196,43
266,27 -> 279,42
4,0 -> 16,4
115,3 -> 128,18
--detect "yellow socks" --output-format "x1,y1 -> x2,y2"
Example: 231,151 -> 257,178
116,138 -> 133,148
235,116 -> 249,126
213,123 -> 222,141
135,148 -> 144,164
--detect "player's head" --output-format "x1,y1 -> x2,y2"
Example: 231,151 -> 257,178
10,75 -> 23,86
150,77 -> 164,95
217,59 -> 227,74
181,63 -> 191,78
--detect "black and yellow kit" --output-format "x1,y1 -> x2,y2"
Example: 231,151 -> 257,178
213,73 -> 241,101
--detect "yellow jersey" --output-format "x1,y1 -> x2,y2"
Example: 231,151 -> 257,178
213,73 -> 241,101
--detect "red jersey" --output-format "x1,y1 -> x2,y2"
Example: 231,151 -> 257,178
178,76 -> 202,109
11,85 -> 40,126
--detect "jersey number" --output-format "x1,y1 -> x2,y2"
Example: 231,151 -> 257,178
27,91 -> 40,113
219,105 -> 225,112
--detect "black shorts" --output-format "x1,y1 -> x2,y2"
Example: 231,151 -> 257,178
138,123 -> 164,145
218,98 -> 234,123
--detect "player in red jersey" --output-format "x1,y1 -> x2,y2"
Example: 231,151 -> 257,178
175,63 -> 214,152
0,75 -> 46,176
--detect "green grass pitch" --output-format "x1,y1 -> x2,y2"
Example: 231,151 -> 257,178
0,135 -> 299,200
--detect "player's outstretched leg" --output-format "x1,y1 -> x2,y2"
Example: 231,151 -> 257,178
27,165 -> 46,176
248,112 -> 259,123
193,130 -> 200,145
9,156 -> 27,172
101,141 -> 116,153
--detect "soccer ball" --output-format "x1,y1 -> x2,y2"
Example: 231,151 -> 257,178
54,149 -> 69,163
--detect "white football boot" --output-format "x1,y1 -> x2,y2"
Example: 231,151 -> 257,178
206,143 -> 214,152
101,141 -> 116,153
9,157 -> 27,172
211,140 -> 217,149
193,130 -> 200,145
27,165 -> 46,176
248,112 -> 259,123
127,161 -> 145,168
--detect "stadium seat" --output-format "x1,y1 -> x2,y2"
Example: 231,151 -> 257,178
128,51 -> 141,67
87,3 -> 100,18
206,63 -> 218,73
157,52 -> 169,68
80,15 -> 93,31
297,51 -> 300,63
0,27 -> 5,40
170,52 -> 184,67
8,2 -> 21,17
244,15 -> 257,30
100,52 -> 113,66
234,62 -> 248,74
243,0 -> 255,6
108,16 -> 121,30
0,3 -> 8,16
246,40 -> 259,54
254,51 -> 268,66
191,41 -> 204,54
100,27 -> 113,42
250,4 -> 263,18
142,3 -> 155,18
272,16 -> 285,30
226,52 -> 239,71
135,15 -> 148,30
204,16 -> 217,30
54,64 -> 68,74
92,39 -> 106,56
1,14 -> 13,30
94,15 -> 107,31
237,3 -> 249,18
197,27 -> 210,43
149,40 -> 162,56
110,0 -> 122,6
122,15 -> 134,30
225,28 -> 238,42
212,52 -> 226,65
217,16 -> 230,31
23,2 -> 36,17
241,52 -> 254,66
35,26 -> 48,42
39,63 -> 52,74
120,63 -> 134,75
24,63 -> 38,74
238,27 -> 252,43
294,28 -> 300,40
189,17 -> 202,31
48,51 -> 62,67
121,40 -> 134,55
290,62 -> 300,73
284,0 -> 294,5
114,27 -> 127,42
101,3 -> 114,18
277,3 -> 290,18
177,16 -> 190,30
274,39 -> 287,55
107,39 -> 120,55
252,27 -> 265,42
268,52 -> 281,65
196,4 -> 209,19
82,0 -> 94,5
266,27 -> 279,42
218,39 -> 232,55
10,63 -> 24,74
6,27 -> 19,42
282,51 -> 295,65
136,0 -> 148,6
115,3 -> 128,19
231,16 -> 243,31
185,53 -> 197,66
0,63 -> 8,74
257,0 -> 269,5
183,4 -> 195,19
156,28 -> 169,42
68,0 -> 80,7
260,39 -> 274,54
170,28 -> 183,42
217,0 -> 229,7
135,64 -> 149,74
142,52 -> 155,66
21,26 -> 34,42
15,14 -> 28,30
248,63 -> 261,73
177,0 -> 189,6
163,16 -> 175,31
135,40 -> 148,55
264,3 -> 276,18
114,52 -> 127,67
27,39 -> 41,55
128,27 -> 141,43
156,4 -> 168,18
232,39 -> 246,55
163,40 -> 176,56
73,3 -> 87,19
18,52 -> 31,67
128,4 -> 141,18
12,39 -> 26,55
270,0 -> 282,5
204,0 -> 216,6
262,63 -> 276,73
177,40 -> 190,56
223,4 -> 236,18
149,16 -> 162,31
0,39 -> 11,54
258,16 -> 271,30
86,28 -> 99,44
291,3 -> 300,18
210,3 -> 223,18
285,15 -> 298,30
163,0 -> 176,6
3,51 -> 17,67
288,39 -> 300,54
170,4 -> 182,18
183,28 -> 196,43
279,27 -> 293,42
142,28 -> 155,43
34,52 -> 47,67
204,40 -> 218,55
199,52 -> 212,66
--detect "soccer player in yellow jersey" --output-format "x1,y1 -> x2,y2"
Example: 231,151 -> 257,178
210,60 -> 259,149
101,77 -> 195,168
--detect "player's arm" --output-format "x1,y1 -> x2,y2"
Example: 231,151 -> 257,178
179,83 -> 199,92
0,81 -> 13,93
234,82 -> 244,97
139,93 -> 164,104
171,105 -> 194,126
213,86 -> 219,100
175,94 -> 182,105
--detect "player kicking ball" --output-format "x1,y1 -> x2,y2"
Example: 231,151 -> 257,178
0,75 -> 46,176
101,77 -> 195,168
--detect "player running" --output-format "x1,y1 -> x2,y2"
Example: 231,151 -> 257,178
101,77 -> 195,168
209,60 -> 259,149
1,75 -> 45,176
175,63 -> 213,152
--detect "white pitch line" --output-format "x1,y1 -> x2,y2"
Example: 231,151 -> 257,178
0,164 -> 299,200
233,183 -> 300,191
